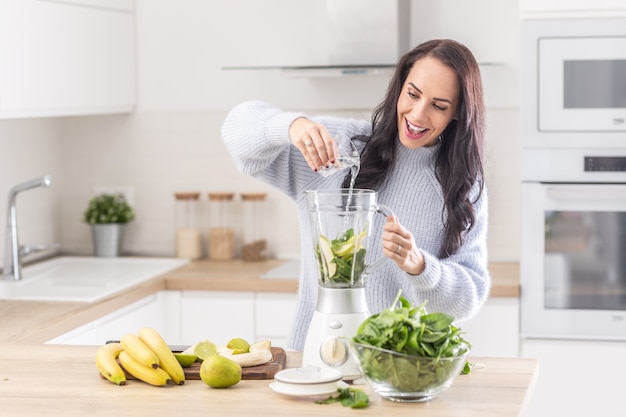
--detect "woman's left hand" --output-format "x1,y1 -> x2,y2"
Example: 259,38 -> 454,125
382,217 -> 425,275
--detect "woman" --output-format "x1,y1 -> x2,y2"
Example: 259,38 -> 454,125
221,39 -> 490,351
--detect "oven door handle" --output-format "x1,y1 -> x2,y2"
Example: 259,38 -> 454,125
546,185 -> 626,202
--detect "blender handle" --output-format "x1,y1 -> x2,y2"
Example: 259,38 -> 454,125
364,203 -> 397,274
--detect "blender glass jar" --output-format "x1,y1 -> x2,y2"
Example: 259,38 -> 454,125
240,193 -> 268,261
208,192 -> 235,260
174,192 -> 202,260
306,189 -> 396,288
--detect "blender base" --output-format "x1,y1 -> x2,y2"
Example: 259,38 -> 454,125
301,287 -> 370,380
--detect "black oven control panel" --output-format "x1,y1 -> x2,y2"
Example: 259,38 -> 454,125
584,156 -> 626,172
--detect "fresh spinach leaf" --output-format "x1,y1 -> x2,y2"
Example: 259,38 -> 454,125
315,387 -> 369,409
461,361 -> 472,375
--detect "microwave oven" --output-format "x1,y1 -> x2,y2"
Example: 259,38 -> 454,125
521,18 -> 626,149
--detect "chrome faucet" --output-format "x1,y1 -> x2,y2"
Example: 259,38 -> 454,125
3,175 -> 54,281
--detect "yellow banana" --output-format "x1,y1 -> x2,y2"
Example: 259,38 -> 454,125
118,351 -> 172,387
95,342 -> 126,385
120,332 -> 159,369
138,327 -> 185,385
249,340 -> 272,352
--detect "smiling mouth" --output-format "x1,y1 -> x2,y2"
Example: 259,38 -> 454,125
406,119 -> 428,137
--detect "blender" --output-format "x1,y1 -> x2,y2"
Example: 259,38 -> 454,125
302,188 -> 396,380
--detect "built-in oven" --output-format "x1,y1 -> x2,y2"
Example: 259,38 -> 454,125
521,17 -> 626,341
522,180 -> 626,340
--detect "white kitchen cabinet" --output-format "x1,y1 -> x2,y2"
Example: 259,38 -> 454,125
95,291 -> 179,345
46,291 -> 173,345
94,294 -> 161,345
46,290 -> 296,348
520,0 -> 626,16
521,339 -> 626,417
458,297 -> 520,358
179,291 -> 297,348
0,0 -> 136,118
255,292 -> 298,348
46,320 -> 98,345
179,291 -> 255,346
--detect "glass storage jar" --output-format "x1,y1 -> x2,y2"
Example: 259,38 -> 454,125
208,192 -> 236,260
240,193 -> 268,261
174,192 -> 202,260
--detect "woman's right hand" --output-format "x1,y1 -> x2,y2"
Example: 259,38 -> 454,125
382,216 -> 426,276
289,117 -> 338,172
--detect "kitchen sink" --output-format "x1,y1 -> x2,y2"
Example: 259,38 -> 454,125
260,258 -> 300,279
0,256 -> 188,303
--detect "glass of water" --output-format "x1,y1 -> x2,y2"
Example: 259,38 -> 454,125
317,134 -> 360,177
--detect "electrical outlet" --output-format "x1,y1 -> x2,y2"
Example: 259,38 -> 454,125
92,186 -> 134,205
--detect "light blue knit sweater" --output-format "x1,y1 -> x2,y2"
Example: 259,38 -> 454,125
221,100 -> 491,351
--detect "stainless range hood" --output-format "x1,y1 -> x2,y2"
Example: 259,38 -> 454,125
222,0 -> 410,76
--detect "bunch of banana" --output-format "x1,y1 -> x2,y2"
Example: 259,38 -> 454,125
95,327 -> 185,387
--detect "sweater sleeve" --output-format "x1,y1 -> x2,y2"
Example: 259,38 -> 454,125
221,100 -> 371,198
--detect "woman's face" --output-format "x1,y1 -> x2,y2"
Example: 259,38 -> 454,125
396,56 -> 460,149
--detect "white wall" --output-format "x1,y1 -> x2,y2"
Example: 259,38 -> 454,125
0,0 -> 522,263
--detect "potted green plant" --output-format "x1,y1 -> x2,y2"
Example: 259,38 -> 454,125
84,193 -> 135,257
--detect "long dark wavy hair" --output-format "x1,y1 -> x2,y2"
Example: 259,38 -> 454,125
342,39 -> 486,258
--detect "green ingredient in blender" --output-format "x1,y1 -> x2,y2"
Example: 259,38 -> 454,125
315,228 -> 367,285
317,236 -> 337,277
353,290 -> 472,391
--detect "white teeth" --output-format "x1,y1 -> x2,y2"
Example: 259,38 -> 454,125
407,121 -> 426,134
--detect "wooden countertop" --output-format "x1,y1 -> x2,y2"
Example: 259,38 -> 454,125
0,259 -> 519,344
164,259 -> 520,297
0,343 -> 537,417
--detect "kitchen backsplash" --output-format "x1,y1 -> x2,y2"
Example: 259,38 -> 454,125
58,109 -> 304,259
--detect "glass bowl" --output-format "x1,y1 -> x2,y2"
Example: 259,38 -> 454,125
351,342 -> 469,402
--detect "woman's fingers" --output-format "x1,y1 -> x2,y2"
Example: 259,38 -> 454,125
289,119 -> 338,172
304,127 -> 337,171
382,219 -> 424,274
383,221 -> 406,256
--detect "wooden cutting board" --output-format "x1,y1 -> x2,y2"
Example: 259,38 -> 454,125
181,347 -> 286,380
117,346 -> 286,381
